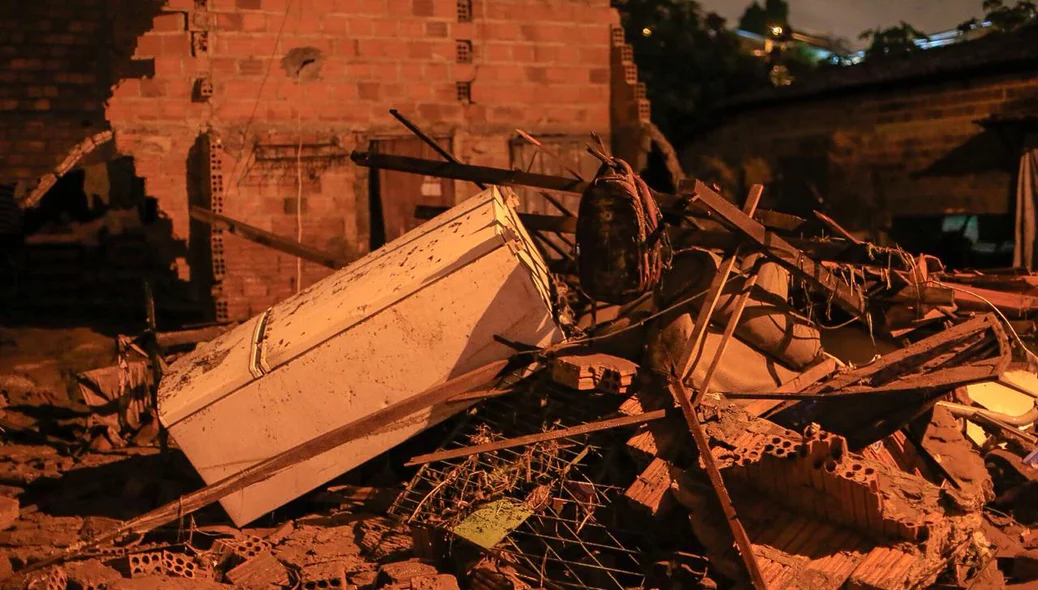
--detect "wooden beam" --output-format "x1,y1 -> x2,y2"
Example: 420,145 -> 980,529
807,314 -> 1002,394
190,206 -> 349,270
352,151 -> 588,194
669,381 -> 766,590
680,180 -> 868,317
404,409 -> 668,466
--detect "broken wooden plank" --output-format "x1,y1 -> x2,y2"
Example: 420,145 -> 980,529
808,314 -> 1004,394
668,380 -> 767,589
679,179 -> 868,317
813,210 -> 862,245
404,409 -> 668,466
190,206 -> 349,270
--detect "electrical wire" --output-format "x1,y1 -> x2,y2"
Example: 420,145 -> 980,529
224,0 -> 295,199
936,281 -> 1038,366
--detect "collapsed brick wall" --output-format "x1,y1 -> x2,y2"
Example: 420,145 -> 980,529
681,71 -> 1038,240
1,0 -> 621,321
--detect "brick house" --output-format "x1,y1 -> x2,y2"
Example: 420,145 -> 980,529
0,0 -> 650,322
681,25 -> 1038,270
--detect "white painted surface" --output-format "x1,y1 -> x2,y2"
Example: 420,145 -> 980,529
158,188 -> 563,525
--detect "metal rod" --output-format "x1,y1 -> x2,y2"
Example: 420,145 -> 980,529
190,206 -> 348,270
405,410 -> 668,466
389,109 -> 487,190
516,129 -> 586,183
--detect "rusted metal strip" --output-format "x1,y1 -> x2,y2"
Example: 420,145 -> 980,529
680,179 -> 868,317
404,409 -> 668,466
813,210 -> 862,245
190,206 -> 348,269
668,380 -> 766,589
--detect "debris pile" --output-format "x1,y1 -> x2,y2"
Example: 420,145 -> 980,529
1,114 -> 1037,589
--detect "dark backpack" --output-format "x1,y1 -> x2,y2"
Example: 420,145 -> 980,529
576,157 -> 669,305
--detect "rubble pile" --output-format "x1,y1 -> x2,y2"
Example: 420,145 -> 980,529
1,118 -> 1036,590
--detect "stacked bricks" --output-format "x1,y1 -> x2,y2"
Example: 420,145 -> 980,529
2,0 -> 621,319
609,23 -> 651,167
682,71 -> 1038,231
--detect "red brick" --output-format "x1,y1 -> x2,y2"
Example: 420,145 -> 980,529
533,45 -> 556,63
153,57 -> 184,76
349,16 -> 376,36
425,21 -> 448,37
408,41 -> 433,60
322,14 -> 349,34
424,62 -> 448,81
358,82 -> 379,100
238,58 -> 267,76
589,68 -> 608,84
152,12 -> 187,32
217,13 -> 245,30
512,44 -> 534,62
211,57 -> 237,74
140,79 -> 167,97
332,39 -> 358,57
484,22 -> 520,40
242,12 -> 267,31
412,0 -> 433,16
237,0 -> 262,8
372,18 -> 397,36
484,42 -> 510,61
524,65 -> 547,84
398,20 -> 424,37
134,35 -> 163,57
162,34 -> 193,56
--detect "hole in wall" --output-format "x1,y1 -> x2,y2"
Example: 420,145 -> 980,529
281,47 -> 324,81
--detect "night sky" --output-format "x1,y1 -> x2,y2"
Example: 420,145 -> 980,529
699,0 -> 984,47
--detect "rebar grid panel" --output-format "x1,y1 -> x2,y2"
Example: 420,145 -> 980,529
390,383 -> 647,590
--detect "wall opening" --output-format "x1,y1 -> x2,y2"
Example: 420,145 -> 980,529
2,157 -> 198,328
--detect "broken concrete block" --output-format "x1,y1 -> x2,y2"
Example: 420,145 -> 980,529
224,551 -> 289,588
300,561 -> 346,589
0,495 -> 17,530
358,519 -> 414,562
232,535 -> 273,561
159,187 -> 564,526
26,566 -> 67,590
377,560 -> 438,586
550,353 -> 638,394
161,550 -> 206,579
127,551 -> 164,577
65,559 -> 122,590
349,569 -> 378,589
410,574 -> 461,590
